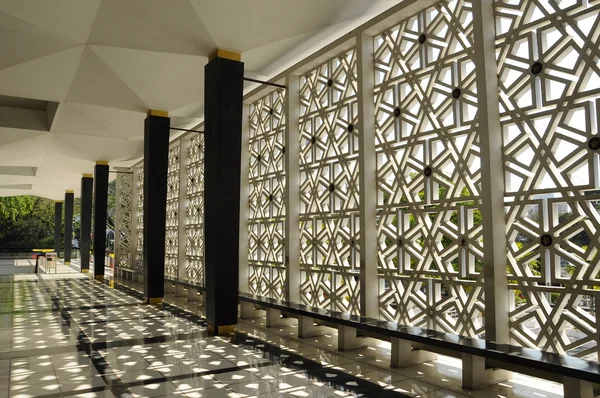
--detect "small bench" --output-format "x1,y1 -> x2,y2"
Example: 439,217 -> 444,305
115,266 -> 144,283
164,277 -> 205,302
239,292 -> 600,397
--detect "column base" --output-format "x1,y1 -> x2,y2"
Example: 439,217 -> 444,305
94,275 -> 104,282
64,261 -> 71,265
81,269 -> 89,274
146,297 -> 163,305
207,324 -> 236,336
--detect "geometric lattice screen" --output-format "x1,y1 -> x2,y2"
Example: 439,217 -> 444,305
374,2 -> 484,337
298,49 -> 361,315
115,171 -> 133,268
496,0 -> 600,360
165,144 -> 180,279
248,90 -> 286,300
186,135 -> 205,286
116,0 -> 600,364
135,167 -> 144,271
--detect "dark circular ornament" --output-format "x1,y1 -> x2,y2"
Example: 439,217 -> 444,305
268,194 -> 273,202
269,108 -> 273,115
452,88 -> 462,99
424,166 -> 433,177
327,78 -> 333,87
329,183 -> 335,192
282,146 -> 286,154
588,137 -> 600,151
531,62 -> 543,75
540,234 -> 553,247
348,124 -> 354,132
311,136 -> 317,145
257,154 -> 261,162
460,238 -> 467,247
394,107 -> 401,117
397,239 -> 403,247
418,34 -> 427,44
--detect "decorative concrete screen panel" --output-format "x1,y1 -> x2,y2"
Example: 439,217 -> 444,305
374,1 -> 484,337
298,49 -> 361,316
186,135 -> 205,286
115,171 -> 133,268
135,167 -> 144,270
495,0 -> 600,360
249,90 -> 287,300
165,143 -> 180,279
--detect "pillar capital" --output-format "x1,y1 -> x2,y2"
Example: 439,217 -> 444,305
82,174 -> 93,178
148,110 -> 169,117
209,49 -> 241,62
66,190 -> 74,193
96,160 -> 109,165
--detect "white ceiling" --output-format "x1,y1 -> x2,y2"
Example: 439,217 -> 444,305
0,0 -> 400,199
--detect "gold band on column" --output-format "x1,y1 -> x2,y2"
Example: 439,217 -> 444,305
209,49 -> 241,62
148,110 -> 169,117
207,325 -> 237,336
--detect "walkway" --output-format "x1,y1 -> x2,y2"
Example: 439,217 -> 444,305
0,274 -> 566,397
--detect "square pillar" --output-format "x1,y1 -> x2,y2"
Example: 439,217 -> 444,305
64,191 -> 74,264
54,201 -> 62,257
80,175 -> 93,273
143,111 -> 170,305
204,49 -> 243,335
93,162 -> 109,280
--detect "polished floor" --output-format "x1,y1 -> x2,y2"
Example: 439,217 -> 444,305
0,274 -> 565,398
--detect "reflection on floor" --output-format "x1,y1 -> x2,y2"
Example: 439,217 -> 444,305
0,274 -> 565,398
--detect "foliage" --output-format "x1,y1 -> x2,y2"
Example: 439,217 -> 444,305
0,196 -> 56,248
0,180 -> 116,249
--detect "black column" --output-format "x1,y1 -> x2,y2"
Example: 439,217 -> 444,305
204,51 -> 243,334
93,162 -> 109,281
80,175 -> 93,273
54,201 -> 62,256
143,112 -> 170,304
64,191 -> 74,264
